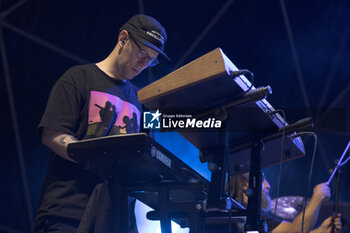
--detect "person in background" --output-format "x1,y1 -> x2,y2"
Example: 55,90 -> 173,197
227,173 -> 342,233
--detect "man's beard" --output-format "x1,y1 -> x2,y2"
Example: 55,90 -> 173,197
261,189 -> 272,212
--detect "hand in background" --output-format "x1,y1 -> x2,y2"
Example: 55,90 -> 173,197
314,213 -> 342,233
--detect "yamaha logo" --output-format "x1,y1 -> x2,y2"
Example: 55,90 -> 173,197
151,146 -> 157,158
150,145 -> 171,168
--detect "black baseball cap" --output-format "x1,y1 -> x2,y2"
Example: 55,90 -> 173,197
120,14 -> 170,61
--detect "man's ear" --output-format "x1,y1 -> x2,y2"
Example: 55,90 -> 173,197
118,30 -> 129,47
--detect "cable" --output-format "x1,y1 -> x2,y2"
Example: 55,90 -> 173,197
268,109 -> 286,217
230,69 -> 255,93
291,132 -> 318,233
226,138 -> 233,233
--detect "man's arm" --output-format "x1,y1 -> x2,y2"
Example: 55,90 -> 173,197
41,127 -> 78,163
272,183 -> 331,233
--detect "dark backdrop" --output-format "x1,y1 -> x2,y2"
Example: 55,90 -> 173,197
0,0 -> 349,232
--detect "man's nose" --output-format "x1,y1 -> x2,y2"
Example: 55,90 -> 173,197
263,179 -> 271,190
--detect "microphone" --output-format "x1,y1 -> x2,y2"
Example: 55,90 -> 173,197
279,117 -> 314,135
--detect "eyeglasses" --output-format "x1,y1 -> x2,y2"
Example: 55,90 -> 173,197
129,36 -> 159,67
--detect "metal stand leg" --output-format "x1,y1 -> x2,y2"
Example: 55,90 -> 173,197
207,119 -> 230,209
158,187 -> 172,233
245,140 -> 265,232
120,191 -> 129,233
188,209 -> 202,233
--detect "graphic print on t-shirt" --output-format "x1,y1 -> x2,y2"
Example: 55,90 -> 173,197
85,91 -> 140,139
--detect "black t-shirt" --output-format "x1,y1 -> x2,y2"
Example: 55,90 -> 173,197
36,64 -> 142,222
